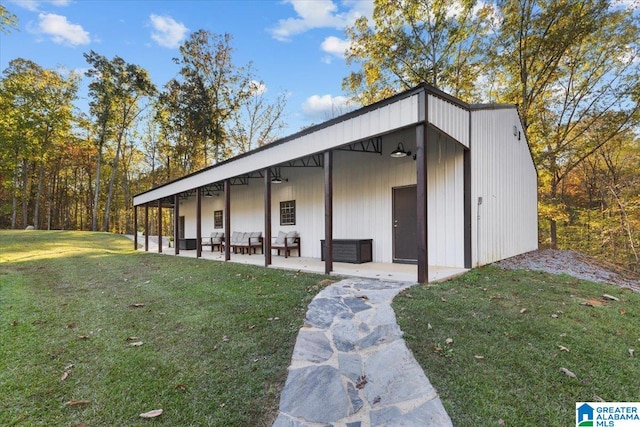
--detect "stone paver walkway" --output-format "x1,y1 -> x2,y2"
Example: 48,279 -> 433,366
273,278 -> 452,427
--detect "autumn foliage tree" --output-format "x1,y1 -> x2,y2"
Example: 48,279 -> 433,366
342,0 -> 640,271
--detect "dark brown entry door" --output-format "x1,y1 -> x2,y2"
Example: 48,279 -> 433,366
393,185 -> 417,263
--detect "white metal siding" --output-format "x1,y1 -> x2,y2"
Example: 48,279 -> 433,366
428,95 -> 470,148
177,128 -> 464,266
471,108 -> 538,266
134,95 -> 420,206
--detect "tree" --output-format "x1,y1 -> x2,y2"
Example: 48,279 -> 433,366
161,30 -> 254,168
0,59 -> 78,229
227,80 -> 288,154
494,0 -> 640,247
341,0 -> 640,257
343,0 -> 495,104
1,4 -> 18,34
84,51 -> 156,232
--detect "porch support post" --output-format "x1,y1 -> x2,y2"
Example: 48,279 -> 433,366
144,204 -> 149,251
174,194 -> 180,255
196,188 -> 202,258
264,168 -> 272,267
463,149 -> 472,268
133,205 -> 138,250
324,150 -> 333,275
224,179 -> 231,261
157,199 -> 163,254
416,124 -> 428,283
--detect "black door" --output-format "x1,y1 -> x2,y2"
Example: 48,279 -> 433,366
393,185 -> 417,263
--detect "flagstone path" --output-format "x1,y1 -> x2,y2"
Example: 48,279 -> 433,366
273,278 -> 452,427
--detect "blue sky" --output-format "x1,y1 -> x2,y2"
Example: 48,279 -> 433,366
0,0 -> 373,135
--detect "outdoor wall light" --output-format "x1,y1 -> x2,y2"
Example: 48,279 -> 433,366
390,142 -> 411,158
271,176 -> 288,184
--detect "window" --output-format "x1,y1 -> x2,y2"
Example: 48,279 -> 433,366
214,210 -> 223,229
280,200 -> 296,226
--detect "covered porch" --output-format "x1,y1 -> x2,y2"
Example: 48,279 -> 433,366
133,236 -> 468,283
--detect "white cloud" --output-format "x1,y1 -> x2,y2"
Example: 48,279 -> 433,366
301,94 -> 356,121
10,0 -> 70,12
250,80 -> 267,96
321,36 -> 351,58
35,13 -> 90,46
270,0 -> 373,41
149,14 -> 188,49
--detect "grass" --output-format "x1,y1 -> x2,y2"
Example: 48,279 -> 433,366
394,266 -> 640,426
0,230 -> 330,426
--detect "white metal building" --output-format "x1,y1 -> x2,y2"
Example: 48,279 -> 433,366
132,84 -> 538,282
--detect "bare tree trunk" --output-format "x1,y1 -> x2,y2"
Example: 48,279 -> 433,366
92,143 -> 103,231
34,163 -> 45,229
21,159 -> 29,228
103,131 -> 124,232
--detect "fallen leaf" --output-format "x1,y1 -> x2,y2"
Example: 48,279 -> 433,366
222,336 -> 230,342
10,320 -> 18,326
356,295 -> 369,300
175,384 -> 187,392
65,400 -> 90,406
551,314 -> 559,319
127,341 -> 144,347
405,293 -> 413,298
474,355 -> 485,360
629,348 -> 635,357
602,294 -> 619,301
434,346 -> 442,352
129,303 -> 145,308
445,338 -> 453,345
440,297 -> 447,302
620,309 -> 626,315
356,375 -> 367,389
67,323 -> 76,329
372,396 -> 381,404
519,308 -> 527,314
60,369 -> 72,381
126,336 -> 139,341
78,335 -> 89,340
593,394 -> 605,402
580,302 -> 594,307
498,419 -> 505,425
560,367 -> 576,378
139,409 -> 163,418
248,325 -> 256,330
558,345 -> 570,352
427,323 -> 433,330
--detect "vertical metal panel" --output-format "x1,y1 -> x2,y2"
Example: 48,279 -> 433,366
471,108 -> 538,266
428,95 -> 470,148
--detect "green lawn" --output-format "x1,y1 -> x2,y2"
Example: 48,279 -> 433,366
3,231 -> 638,426
394,267 -> 640,426
0,230 -> 329,426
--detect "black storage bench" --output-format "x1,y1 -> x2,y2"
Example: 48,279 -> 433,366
178,238 -> 197,250
320,239 -> 372,264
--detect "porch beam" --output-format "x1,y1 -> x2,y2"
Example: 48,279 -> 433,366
157,199 -> 162,254
174,194 -> 180,255
196,187 -> 202,258
264,167 -> 272,267
224,179 -> 231,261
144,204 -> 149,251
324,150 -> 333,275
416,123 -> 428,283
464,149 -> 472,268
133,205 -> 138,250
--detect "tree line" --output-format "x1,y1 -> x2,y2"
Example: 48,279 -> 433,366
1,1 -> 639,272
